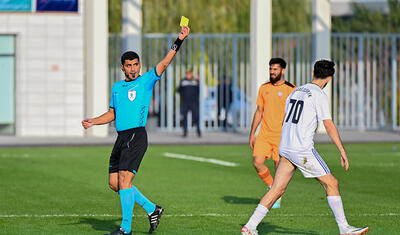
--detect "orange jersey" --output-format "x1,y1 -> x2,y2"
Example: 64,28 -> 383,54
256,81 -> 296,137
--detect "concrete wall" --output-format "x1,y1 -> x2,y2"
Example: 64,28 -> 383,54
0,7 -> 84,136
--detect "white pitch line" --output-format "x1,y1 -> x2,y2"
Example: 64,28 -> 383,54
0,153 -> 31,158
358,162 -> 400,167
0,213 -> 398,218
163,152 -> 238,167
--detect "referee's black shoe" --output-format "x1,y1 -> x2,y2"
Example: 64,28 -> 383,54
106,227 -> 131,235
148,205 -> 164,233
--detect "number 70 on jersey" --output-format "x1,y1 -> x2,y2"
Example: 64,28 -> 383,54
285,99 -> 304,124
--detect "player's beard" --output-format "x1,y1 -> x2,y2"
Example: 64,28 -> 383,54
270,72 -> 282,84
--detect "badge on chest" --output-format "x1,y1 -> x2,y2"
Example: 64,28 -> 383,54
128,89 -> 136,101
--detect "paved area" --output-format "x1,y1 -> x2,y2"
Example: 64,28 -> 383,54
0,130 -> 399,148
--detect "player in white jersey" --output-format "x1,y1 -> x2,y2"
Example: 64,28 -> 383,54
241,60 -> 369,235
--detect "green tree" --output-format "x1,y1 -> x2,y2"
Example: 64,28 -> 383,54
108,0 -> 311,33
272,0 -> 311,33
108,0 -> 122,33
332,0 -> 400,33
142,0 -> 252,33
388,0 -> 400,32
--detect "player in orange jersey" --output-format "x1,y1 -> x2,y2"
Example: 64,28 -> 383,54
249,58 -> 295,208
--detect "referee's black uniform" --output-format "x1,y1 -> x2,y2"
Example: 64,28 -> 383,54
177,77 -> 201,137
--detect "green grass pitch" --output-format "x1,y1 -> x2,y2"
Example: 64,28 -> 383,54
0,142 -> 399,234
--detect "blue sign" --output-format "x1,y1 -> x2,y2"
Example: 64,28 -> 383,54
36,0 -> 78,12
0,0 -> 32,11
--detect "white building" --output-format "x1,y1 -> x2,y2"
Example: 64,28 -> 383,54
0,0 -> 108,137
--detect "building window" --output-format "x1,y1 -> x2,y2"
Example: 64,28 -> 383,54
0,35 -> 16,135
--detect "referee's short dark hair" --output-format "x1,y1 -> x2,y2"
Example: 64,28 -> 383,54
269,58 -> 287,69
314,59 -> 335,79
121,51 -> 140,65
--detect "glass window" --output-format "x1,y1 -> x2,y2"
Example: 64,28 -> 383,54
0,35 -> 15,135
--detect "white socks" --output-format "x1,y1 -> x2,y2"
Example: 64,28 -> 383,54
245,204 -> 269,230
327,196 -> 349,227
245,197 -> 348,231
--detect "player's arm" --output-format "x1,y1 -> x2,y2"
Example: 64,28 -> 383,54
323,119 -> 349,171
155,26 -> 190,76
249,105 -> 264,150
82,108 -> 115,129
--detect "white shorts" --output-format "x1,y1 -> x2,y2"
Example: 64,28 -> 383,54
279,148 -> 330,178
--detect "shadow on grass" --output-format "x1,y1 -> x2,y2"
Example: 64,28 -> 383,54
245,222 -> 319,235
60,217 -> 119,233
222,195 -> 260,204
61,217 -> 151,235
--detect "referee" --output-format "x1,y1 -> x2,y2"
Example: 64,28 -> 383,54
82,26 -> 190,235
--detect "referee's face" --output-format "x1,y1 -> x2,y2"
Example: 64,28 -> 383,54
121,59 -> 141,81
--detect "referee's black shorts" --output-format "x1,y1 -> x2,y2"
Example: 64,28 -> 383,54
109,127 -> 148,174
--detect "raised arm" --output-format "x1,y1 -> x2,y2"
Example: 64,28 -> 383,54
82,108 -> 115,129
156,26 -> 190,76
323,119 -> 349,171
249,105 -> 264,150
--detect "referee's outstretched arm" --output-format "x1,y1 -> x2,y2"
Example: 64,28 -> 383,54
81,108 -> 115,129
155,26 -> 190,76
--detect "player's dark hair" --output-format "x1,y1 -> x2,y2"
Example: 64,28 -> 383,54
269,58 -> 287,69
121,51 -> 140,65
313,59 -> 335,79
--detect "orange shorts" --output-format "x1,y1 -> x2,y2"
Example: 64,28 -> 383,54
253,135 -> 281,162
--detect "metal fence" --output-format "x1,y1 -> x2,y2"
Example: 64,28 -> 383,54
332,34 -> 400,130
109,33 -> 400,132
140,34 -> 255,132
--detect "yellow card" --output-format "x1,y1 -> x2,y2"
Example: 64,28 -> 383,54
180,16 -> 189,27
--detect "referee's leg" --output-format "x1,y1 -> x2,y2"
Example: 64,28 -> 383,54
117,170 -> 135,234
109,172 -> 119,192
118,170 -> 135,189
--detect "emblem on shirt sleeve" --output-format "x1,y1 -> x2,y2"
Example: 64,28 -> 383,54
128,89 -> 136,101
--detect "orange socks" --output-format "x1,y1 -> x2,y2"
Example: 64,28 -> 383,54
257,167 -> 274,187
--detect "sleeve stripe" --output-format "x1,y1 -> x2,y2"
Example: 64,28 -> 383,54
284,81 -> 295,88
154,66 -> 161,77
